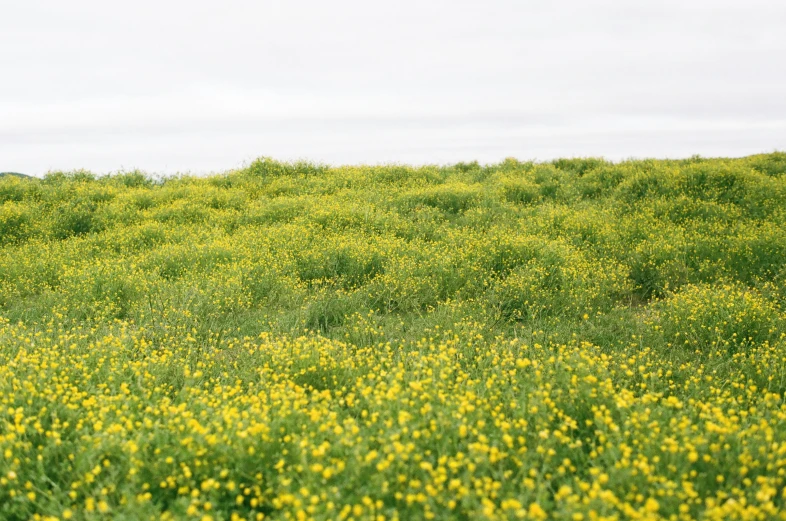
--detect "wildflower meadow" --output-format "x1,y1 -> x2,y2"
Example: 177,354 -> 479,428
1,153 -> 786,520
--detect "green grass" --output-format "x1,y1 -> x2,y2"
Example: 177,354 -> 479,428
1,153 -> 786,520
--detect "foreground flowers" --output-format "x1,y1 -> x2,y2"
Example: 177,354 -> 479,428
3,320 -> 786,519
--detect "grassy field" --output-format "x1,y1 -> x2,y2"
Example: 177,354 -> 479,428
1,153 -> 786,520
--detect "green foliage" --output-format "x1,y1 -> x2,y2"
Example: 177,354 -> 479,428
552,156 -> 607,176
486,245 -> 629,323
244,157 -> 328,178
748,151 -> 786,177
51,198 -> 104,239
0,202 -> 33,244
500,177 -> 541,205
658,283 -> 781,352
397,182 -> 484,214
1,154 -> 786,520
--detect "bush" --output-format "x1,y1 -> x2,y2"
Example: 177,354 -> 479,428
486,244 -> 629,323
111,170 -> 154,188
295,246 -> 385,290
151,199 -> 208,225
452,160 -> 481,173
0,177 -> 32,203
0,202 -> 33,244
303,289 -> 356,331
532,164 -> 568,199
500,178 -> 541,205
626,243 -> 690,300
397,183 -> 483,214
748,151 -> 786,177
658,283 -> 782,352
244,157 -> 328,178
51,200 -> 104,239
552,157 -> 607,176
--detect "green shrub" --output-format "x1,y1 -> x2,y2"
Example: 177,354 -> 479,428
486,243 -> 629,322
451,160 -> 481,173
658,283 -> 782,352
574,164 -> 631,199
500,177 -> 541,205
532,164 -> 567,199
748,151 -> 786,177
0,202 -> 33,244
51,200 -> 104,239
303,289 -> 357,331
244,157 -> 328,178
552,157 -> 606,176
396,183 -> 484,214
627,243 -> 690,300
151,199 -> 208,225
295,245 -> 385,290
110,170 -> 154,188
616,169 -> 676,203
0,177 -> 32,203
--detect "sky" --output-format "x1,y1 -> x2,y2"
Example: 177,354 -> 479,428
1,0 -> 785,176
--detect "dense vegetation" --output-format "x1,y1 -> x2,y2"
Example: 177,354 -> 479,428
1,153 -> 786,521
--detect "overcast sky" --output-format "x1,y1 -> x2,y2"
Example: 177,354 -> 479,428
2,0 -> 785,176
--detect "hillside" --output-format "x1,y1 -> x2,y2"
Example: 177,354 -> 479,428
1,153 -> 786,520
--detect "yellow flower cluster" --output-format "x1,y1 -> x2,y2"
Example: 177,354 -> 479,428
2,322 -> 786,520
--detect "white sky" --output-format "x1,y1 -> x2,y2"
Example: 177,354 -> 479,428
2,0 -> 785,176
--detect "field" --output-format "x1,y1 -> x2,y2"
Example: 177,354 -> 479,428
1,153 -> 786,521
